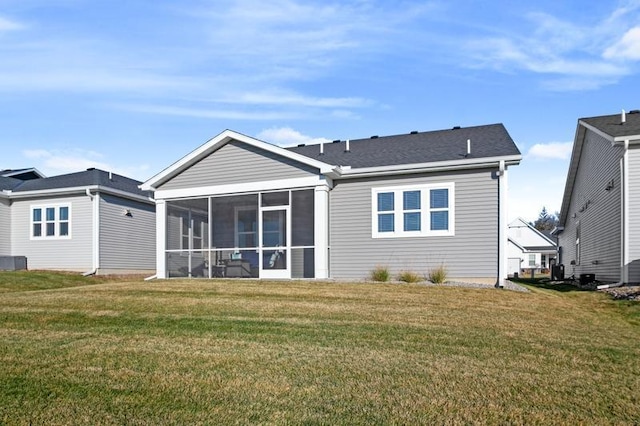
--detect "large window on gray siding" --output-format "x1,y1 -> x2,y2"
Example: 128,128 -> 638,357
31,204 -> 71,239
372,183 -> 454,238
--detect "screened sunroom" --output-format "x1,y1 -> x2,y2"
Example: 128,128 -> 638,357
164,189 -> 318,279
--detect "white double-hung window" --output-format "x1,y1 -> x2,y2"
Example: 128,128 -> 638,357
31,205 -> 71,239
372,183 -> 454,238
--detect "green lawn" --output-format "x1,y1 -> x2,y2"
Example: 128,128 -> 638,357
0,272 -> 639,425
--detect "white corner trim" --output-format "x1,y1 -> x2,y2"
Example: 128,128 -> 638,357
153,176 -> 330,200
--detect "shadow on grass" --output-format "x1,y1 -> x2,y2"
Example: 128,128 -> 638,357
509,277 -> 590,292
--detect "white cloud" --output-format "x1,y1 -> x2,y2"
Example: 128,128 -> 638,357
22,148 -> 149,181
603,26 -> 640,60
527,142 -> 573,160
256,127 -> 330,147
463,6 -> 640,90
115,104 -> 303,121
0,16 -> 24,32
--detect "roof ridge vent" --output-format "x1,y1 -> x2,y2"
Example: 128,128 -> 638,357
370,135 -> 378,139
629,109 -> 640,114
452,126 -> 461,130
410,131 -> 418,134
332,139 -> 341,143
297,143 -> 305,147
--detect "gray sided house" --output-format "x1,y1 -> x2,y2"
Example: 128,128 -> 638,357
0,168 -> 156,274
555,110 -> 640,284
142,125 -> 521,284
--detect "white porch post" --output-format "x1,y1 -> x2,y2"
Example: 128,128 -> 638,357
314,185 -> 330,279
156,200 -> 167,279
497,161 -> 508,287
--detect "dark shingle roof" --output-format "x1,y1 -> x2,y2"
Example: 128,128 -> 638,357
286,124 -> 520,168
0,176 -> 24,191
580,110 -> 640,138
9,168 -> 150,197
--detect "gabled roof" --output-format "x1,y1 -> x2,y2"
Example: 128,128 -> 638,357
559,110 -> 640,227
580,110 -> 640,142
0,168 -> 45,180
141,129 -> 335,190
288,123 -> 521,169
3,168 -> 152,201
508,217 -> 556,249
142,124 -> 521,190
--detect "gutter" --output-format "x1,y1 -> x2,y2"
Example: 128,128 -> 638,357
144,274 -> 157,281
5,185 -> 154,204
83,188 -> 99,277
329,155 -> 522,179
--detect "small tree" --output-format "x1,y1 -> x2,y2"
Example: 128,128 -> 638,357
532,206 -> 558,232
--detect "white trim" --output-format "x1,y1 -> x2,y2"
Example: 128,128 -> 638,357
92,191 -> 100,271
141,129 -> 335,190
371,182 -> 455,238
622,140 -> 630,283
259,203 -> 291,279
154,176 -> 329,200
334,155 -> 521,179
1,168 -> 46,179
314,186 -> 330,279
156,200 -> 167,279
497,161 -> 508,287
30,203 -> 72,240
5,185 -> 154,204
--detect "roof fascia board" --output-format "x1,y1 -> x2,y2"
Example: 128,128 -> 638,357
153,175 -> 331,201
613,136 -> 640,144
332,155 -> 521,179
558,123 -> 586,226
578,120 -> 615,143
141,129 -> 334,190
5,185 -> 153,204
1,167 -> 46,179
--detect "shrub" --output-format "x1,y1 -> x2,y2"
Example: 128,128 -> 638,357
370,265 -> 390,282
397,270 -> 423,283
428,264 -> 448,284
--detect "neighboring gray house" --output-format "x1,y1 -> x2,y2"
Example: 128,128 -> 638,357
142,124 -> 521,284
0,168 -> 156,274
507,217 -> 556,276
554,110 -> 640,284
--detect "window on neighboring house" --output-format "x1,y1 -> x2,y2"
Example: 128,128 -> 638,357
529,254 -> 536,267
372,183 -> 454,238
31,205 -> 71,239
541,254 -> 547,268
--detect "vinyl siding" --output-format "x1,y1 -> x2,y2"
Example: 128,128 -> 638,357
628,146 -> 640,283
329,168 -> 499,280
0,198 -> 10,255
158,141 -> 319,190
99,194 -> 156,272
558,130 -> 623,282
10,195 -> 93,271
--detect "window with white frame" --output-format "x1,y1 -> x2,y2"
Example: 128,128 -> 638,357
528,254 -> 536,267
372,183 -> 454,238
31,205 -> 71,239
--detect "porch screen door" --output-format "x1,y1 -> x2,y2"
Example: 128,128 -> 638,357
260,208 -> 289,278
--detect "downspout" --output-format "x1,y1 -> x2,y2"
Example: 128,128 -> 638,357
82,188 -> 99,276
621,139 -> 630,284
496,160 -> 507,288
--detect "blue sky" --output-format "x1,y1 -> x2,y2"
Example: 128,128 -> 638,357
1,0 -> 639,222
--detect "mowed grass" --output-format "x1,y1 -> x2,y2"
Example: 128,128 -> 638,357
0,273 -> 639,425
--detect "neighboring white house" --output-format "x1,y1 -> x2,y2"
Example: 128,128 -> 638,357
507,217 -> 557,277
554,109 -> 640,284
0,168 -> 156,274
142,125 -> 521,285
